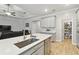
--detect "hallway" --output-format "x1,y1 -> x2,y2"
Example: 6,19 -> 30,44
50,39 -> 79,55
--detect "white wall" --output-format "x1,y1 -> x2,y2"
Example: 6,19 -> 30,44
0,16 -> 25,31
56,14 -> 63,41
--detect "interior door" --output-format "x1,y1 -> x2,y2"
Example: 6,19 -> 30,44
31,21 -> 37,33
31,21 -> 40,33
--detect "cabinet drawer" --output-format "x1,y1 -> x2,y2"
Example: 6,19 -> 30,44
20,42 -> 44,55
32,46 -> 44,55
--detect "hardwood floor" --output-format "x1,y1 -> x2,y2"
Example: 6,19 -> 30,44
50,39 -> 79,55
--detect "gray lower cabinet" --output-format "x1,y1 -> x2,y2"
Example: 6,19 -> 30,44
20,42 -> 44,55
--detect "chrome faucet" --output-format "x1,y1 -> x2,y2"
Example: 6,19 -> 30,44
23,30 -> 26,40
29,30 -> 32,37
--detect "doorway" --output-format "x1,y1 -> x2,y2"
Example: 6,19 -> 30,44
64,21 -> 72,39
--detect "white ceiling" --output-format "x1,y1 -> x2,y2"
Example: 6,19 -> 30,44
0,4 -> 24,12
0,4 -> 79,18
15,4 -> 79,15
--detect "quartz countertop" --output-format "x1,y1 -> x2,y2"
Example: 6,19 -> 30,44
0,33 -> 52,55
40,30 -> 56,34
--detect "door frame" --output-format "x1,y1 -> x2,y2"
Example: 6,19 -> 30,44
62,19 -> 73,42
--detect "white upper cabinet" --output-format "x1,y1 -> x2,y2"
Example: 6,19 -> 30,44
48,17 -> 56,28
40,16 -> 56,28
40,18 -> 49,28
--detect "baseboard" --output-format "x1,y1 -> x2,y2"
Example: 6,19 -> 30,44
55,39 -> 62,42
72,41 -> 77,46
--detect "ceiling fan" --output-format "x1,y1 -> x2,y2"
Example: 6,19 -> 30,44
3,4 -> 16,16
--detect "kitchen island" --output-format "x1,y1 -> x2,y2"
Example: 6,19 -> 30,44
0,33 -> 52,55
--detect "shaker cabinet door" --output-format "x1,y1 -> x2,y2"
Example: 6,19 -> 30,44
32,46 -> 44,55
40,16 -> 56,28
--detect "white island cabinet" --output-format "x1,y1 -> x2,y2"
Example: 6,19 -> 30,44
20,37 -> 51,55
20,42 -> 44,55
31,45 -> 44,55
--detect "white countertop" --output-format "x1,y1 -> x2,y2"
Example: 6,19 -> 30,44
0,33 -> 52,55
40,30 -> 56,34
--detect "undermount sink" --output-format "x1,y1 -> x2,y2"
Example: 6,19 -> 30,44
14,38 -> 39,48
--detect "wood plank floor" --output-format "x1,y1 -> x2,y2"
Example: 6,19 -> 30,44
50,39 -> 79,55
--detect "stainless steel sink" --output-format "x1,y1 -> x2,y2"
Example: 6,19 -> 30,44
14,38 -> 39,48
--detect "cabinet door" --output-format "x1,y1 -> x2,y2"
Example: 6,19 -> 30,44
40,17 -> 56,28
48,17 -> 56,27
40,18 -> 49,27
20,42 -> 44,55
32,46 -> 44,55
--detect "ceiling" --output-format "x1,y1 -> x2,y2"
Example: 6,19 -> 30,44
0,4 -> 79,18
15,4 -> 79,15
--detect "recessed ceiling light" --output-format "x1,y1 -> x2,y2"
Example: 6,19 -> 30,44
5,12 -> 11,15
44,9 -> 48,12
